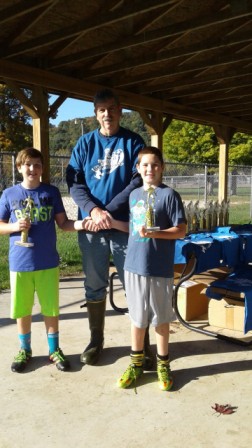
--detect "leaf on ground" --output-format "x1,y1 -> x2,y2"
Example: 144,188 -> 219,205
211,403 -> 238,415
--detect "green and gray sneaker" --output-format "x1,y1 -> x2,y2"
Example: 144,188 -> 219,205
157,358 -> 173,391
117,364 -> 143,389
49,348 -> 70,371
11,349 -> 32,373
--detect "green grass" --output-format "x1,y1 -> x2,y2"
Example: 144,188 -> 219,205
0,235 -> 10,291
56,230 -> 83,277
228,201 -> 251,224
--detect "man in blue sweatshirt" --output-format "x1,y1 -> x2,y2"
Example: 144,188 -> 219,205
66,89 -> 146,365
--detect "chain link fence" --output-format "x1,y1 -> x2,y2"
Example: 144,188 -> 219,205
1,152 -> 252,223
1,151 -> 252,288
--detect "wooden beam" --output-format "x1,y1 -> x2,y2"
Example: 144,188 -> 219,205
114,52 -> 252,89
0,0 -> 173,57
137,109 -> 170,150
1,59 -> 252,133
140,68 -> 252,95
0,0 -> 54,25
81,32 -> 252,79
4,79 -> 39,118
6,2 -> 59,47
164,81 -> 252,101
48,93 -> 68,119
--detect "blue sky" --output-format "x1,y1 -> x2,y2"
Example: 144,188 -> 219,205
49,96 -> 95,125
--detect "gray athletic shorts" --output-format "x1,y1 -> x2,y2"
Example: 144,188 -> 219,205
124,270 -> 176,328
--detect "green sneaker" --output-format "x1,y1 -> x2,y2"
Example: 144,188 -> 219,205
117,364 -> 143,389
49,348 -> 70,371
157,359 -> 173,391
11,349 -> 32,373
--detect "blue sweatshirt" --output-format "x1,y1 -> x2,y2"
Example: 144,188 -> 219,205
66,127 -> 145,221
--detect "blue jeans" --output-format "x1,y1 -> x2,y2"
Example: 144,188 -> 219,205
78,230 -> 128,301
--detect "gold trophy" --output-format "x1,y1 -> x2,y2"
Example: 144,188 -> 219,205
145,187 -> 160,231
15,196 -> 34,247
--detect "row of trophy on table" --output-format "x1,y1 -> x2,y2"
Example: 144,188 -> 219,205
142,191 -> 229,234
144,190 -> 230,234
183,200 -> 229,233
144,188 -> 229,234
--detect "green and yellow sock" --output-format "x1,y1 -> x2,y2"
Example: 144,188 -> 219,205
130,350 -> 144,367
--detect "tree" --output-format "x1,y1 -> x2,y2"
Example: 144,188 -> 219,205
121,111 -> 150,144
229,133 -> 252,165
163,120 -> 219,164
163,119 -> 252,166
0,84 -> 32,153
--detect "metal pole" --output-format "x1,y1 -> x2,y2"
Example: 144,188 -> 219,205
204,165 -> 208,205
62,159 -> 64,185
250,168 -> 252,218
75,119 -> 84,136
12,154 -> 15,185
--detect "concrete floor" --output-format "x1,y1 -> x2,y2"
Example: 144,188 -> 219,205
0,273 -> 252,448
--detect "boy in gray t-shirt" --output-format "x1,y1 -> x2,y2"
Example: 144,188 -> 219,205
117,146 -> 186,392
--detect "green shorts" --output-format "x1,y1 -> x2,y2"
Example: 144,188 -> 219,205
10,267 -> 59,319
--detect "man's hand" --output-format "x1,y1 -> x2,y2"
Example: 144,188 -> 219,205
82,217 -> 100,232
90,207 -> 112,229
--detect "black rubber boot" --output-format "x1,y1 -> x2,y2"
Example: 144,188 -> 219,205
80,299 -> 106,365
143,326 -> 155,370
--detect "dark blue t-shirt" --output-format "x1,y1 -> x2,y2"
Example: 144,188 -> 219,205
0,183 -> 65,272
124,184 -> 186,278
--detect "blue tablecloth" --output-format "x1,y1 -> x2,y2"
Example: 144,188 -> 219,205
174,227 -> 240,271
230,224 -> 252,264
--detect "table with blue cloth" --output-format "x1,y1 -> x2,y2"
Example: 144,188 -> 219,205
173,225 -> 252,345
109,225 -> 252,344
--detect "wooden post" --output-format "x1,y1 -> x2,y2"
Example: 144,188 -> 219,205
137,110 -> 172,151
213,125 -> 236,203
5,81 -> 50,183
218,143 -> 229,203
32,87 -> 50,183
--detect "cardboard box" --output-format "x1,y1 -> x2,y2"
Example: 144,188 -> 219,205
176,280 -> 209,321
208,297 -> 247,332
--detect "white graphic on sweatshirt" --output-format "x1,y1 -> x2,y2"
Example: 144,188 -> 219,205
92,148 -> 124,179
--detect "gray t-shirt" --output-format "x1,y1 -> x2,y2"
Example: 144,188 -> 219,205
124,183 -> 186,278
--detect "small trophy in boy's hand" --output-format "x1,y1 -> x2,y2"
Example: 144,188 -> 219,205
145,187 -> 160,231
15,196 -> 34,247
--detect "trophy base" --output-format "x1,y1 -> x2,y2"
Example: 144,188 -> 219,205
15,241 -> 34,247
146,226 -> 160,231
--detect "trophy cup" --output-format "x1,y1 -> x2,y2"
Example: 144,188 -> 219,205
15,196 -> 34,247
145,187 -> 160,231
